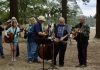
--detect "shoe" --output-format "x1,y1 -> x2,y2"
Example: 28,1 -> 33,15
33,59 -> 39,63
75,65 -> 82,67
81,65 -> 87,67
53,61 -> 56,65
54,63 -> 56,66
11,57 -> 14,61
28,61 -> 33,64
16,55 -> 19,57
33,60 -> 39,63
13,58 -> 17,62
59,64 -> 64,67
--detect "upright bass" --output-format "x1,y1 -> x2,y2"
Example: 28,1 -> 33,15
38,25 -> 53,60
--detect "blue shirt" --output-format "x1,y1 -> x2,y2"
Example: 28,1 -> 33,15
57,25 -> 65,38
27,22 -> 43,42
6,27 -> 20,42
27,24 -> 34,42
55,24 -> 71,38
33,22 -> 42,36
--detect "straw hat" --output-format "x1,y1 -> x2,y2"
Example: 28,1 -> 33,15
38,16 -> 46,22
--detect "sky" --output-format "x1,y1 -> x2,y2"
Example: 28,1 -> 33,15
77,0 -> 96,16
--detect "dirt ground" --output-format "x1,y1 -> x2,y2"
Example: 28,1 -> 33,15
0,29 -> 100,70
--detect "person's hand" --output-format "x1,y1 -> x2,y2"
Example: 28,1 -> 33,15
6,35 -> 9,38
54,38 -> 59,42
60,37 -> 64,41
24,28 -> 28,32
78,30 -> 82,33
0,25 -> 4,28
42,32 -> 47,35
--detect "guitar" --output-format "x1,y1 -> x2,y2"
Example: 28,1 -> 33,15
72,27 -> 83,39
4,33 -> 14,43
4,28 -> 21,43
72,28 -> 80,38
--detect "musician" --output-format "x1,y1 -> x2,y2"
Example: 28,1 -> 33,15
33,16 -> 47,61
74,16 -> 90,67
25,17 -> 38,63
34,16 -> 47,37
5,19 -> 20,61
53,17 -> 71,67
11,17 -> 20,57
6,17 -> 20,57
0,21 -> 5,58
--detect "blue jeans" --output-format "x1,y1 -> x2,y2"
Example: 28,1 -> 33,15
0,36 -> 4,56
27,42 -> 38,61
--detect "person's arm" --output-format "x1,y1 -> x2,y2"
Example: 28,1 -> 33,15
4,29 -> 9,37
35,24 -> 47,36
25,24 -> 29,31
28,25 -> 34,34
0,25 -> 4,31
4,27 -> 11,37
38,32 -> 47,36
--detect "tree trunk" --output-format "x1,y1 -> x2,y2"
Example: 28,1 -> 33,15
96,0 -> 100,38
61,0 -> 67,23
10,0 -> 18,20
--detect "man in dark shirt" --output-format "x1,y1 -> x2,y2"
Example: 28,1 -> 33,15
0,21 -> 5,58
33,16 -> 47,43
32,16 -> 47,62
54,17 -> 71,67
74,16 -> 90,67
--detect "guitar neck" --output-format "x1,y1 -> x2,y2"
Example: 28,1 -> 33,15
62,34 -> 69,40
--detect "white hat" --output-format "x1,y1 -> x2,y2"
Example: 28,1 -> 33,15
12,17 -> 16,20
11,17 -> 18,25
38,16 -> 46,21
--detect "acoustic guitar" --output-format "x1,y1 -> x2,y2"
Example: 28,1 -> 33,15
4,33 -> 14,43
72,27 -> 83,40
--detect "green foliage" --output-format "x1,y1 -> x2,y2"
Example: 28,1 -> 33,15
18,0 -> 47,24
0,0 -> 89,25
85,16 -> 96,27
82,0 -> 90,2
0,0 -> 9,22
